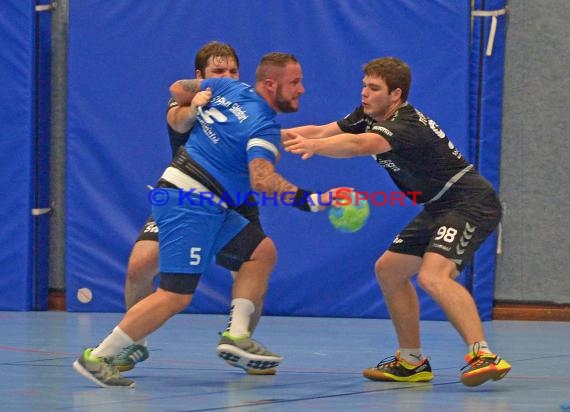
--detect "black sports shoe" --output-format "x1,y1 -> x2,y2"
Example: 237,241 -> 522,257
363,351 -> 433,382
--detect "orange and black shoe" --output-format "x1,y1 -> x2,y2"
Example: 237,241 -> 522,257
363,352 -> 433,382
460,351 -> 511,387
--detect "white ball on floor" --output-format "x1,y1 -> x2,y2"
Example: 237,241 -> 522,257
77,287 -> 92,303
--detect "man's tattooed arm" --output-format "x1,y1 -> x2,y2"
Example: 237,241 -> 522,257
169,79 -> 203,106
177,79 -> 201,93
249,158 -> 297,202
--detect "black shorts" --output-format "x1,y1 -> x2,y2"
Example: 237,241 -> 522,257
136,194 -> 265,272
388,190 -> 501,271
136,216 -> 159,241
214,218 -> 266,271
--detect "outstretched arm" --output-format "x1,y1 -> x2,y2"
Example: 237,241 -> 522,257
248,158 -> 337,212
249,158 -> 298,196
284,131 -> 392,160
281,121 -> 342,141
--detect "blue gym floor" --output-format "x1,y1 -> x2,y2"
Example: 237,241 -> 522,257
1,311 -> 568,411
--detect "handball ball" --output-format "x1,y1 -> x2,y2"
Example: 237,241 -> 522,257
328,190 -> 370,233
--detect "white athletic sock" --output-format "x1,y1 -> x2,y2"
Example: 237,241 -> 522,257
226,298 -> 255,338
398,348 -> 425,365
135,338 -> 148,347
468,340 -> 491,355
91,326 -> 135,358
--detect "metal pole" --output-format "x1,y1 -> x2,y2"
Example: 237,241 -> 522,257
49,0 -> 68,296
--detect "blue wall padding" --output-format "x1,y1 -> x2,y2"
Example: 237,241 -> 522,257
470,0 -> 508,320
65,1 -> 489,320
0,1 -> 36,310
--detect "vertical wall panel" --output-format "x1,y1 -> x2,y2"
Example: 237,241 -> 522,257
470,0 -> 508,320
0,1 -> 36,310
497,1 -> 570,304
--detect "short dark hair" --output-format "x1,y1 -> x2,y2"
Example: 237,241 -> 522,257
363,57 -> 411,102
255,52 -> 299,82
194,41 -> 239,74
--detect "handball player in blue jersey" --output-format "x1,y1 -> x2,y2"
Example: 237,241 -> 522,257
73,53 -> 337,388
116,42 -> 279,375
284,57 -> 511,387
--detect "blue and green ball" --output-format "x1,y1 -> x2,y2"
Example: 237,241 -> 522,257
328,191 -> 370,233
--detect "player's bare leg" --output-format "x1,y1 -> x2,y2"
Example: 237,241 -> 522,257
363,251 -> 433,382
416,252 -> 484,343
375,251 -> 423,348
125,240 -> 159,309
114,240 -> 159,371
217,238 -> 282,373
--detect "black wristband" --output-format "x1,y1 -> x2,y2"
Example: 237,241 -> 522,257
294,188 -> 314,212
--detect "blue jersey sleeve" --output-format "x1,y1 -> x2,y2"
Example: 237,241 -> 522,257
246,126 -> 281,164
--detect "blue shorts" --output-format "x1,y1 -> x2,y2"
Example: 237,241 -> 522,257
152,189 -> 248,274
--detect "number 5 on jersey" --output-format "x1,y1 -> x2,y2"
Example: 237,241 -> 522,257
190,247 -> 202,266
